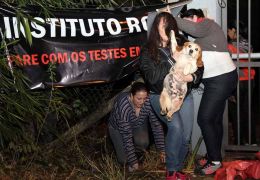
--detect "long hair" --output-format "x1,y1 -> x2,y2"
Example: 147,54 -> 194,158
147,12 -> 181,64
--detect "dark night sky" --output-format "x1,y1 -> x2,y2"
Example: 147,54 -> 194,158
227,0 -> 260,114
228,0 -> 260,52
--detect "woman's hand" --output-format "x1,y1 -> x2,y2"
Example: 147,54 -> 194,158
128,163 -> 139,172
160,151 -> 166,163
175,72 -> 193,82
156,5 -> 171,14
174,72 -> 185,82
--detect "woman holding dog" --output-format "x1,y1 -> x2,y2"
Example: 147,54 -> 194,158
173,9 -> 238,175
140,12 -> 204,179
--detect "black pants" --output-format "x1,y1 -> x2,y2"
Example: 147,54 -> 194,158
198,70 -> 238,161
108,122 -> 149,165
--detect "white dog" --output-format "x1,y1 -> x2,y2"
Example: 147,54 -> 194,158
160,30 -> 203,120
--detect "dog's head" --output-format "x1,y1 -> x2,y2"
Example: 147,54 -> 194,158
181,42 -> 203,67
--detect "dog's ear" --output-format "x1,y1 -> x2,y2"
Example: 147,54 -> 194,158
176,42 -> 188,52
176,45 -> 183,52
196,50 -> 203,67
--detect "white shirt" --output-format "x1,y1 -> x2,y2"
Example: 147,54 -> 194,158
202,51 -> 236,78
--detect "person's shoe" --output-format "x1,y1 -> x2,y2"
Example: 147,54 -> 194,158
195,161 -> 222,175
176,171 -> 190,180
166,171 -> 178,180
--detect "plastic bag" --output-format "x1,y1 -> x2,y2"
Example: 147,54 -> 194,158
215,152 -> 260,180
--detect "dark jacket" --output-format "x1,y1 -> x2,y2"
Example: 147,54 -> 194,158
139,46 -> 204,95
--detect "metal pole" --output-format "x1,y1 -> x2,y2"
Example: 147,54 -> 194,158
236,0 -> 241,146
248,0 -> 252,145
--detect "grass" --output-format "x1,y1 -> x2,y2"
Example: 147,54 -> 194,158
0,120 -> 210,179
0,122 -> 169,179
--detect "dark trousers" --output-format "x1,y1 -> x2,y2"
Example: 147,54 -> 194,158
198,70 -> 238,161
108,123 -> 149,165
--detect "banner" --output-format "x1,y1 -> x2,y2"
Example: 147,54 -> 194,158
0,1 -> 189,89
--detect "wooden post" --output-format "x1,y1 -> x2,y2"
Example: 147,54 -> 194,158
46,84 -> 132,150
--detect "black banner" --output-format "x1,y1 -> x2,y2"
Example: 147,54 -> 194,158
0,1 -> 188,89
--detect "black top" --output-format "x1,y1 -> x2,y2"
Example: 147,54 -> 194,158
139,45 -> 204,95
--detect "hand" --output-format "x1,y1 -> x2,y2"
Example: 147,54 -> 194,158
175,72 -> 193,83
128,163 -> 139,172
228,96 -> 236,103
160,151 -> 166,163
174,72 -> 185,82
156,5 -> 171,14
183,74 -> 193,82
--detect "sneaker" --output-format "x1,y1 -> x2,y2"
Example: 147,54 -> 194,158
166,171 -> 178,180
195,161 -> 222,175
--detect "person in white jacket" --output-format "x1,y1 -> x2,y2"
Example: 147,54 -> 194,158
174,9 -> 238,175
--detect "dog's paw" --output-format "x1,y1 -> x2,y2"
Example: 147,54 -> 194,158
160,110 -> 167,116
170,30 -> 175,38
166,111 -> 174,121
166,115 -> 173,121
170,30 -> 177,55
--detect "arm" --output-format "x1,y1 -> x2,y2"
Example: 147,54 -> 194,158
175,17 -> 211,38
116,99 -> 138,166
139,47 -> 171,86
178,65 -> 204,84
191,66 -> 204,85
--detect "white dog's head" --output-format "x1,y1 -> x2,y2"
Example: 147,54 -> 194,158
175,41 -> 203,74
182,42 -> 202,60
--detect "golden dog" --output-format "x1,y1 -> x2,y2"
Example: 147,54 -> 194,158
160,30 -> 203,120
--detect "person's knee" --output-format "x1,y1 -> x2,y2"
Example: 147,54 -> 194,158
167,121 -> 182,131
135,134 -> 149,150
197,112 -> 210,127
137,142 -> 149,150
197,117 -> 203,127
183,138 -> 191,148
183,133 -> 192,144
116,154 -> 127,165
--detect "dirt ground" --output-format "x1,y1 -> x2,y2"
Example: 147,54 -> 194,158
0,121 -> 258,180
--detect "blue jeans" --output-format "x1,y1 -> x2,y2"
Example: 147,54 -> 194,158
150,93 -> 194,171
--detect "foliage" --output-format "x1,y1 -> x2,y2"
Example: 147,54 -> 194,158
0,126 -> 168,179
2,0 -> 166,8
0,0 -> 164,154
0,37 -> 71,152
185,136 -> 203,172
0,0 -> 166,168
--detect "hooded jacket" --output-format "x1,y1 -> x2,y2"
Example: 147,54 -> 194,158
140,45 -> 204,95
